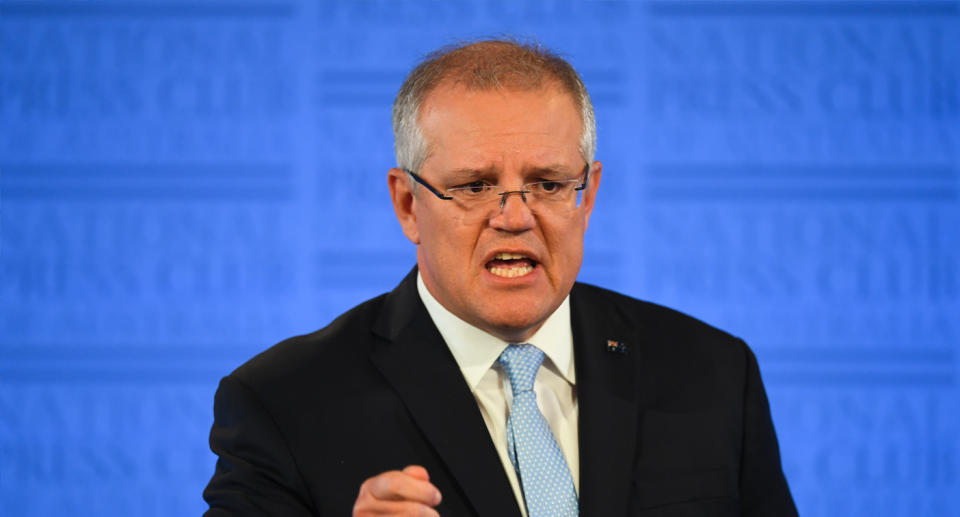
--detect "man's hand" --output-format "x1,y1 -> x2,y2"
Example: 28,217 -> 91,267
353,465 -> 443,516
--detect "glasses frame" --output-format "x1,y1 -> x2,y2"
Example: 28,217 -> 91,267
403,163 -> 590,207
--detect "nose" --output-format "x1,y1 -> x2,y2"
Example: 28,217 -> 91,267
489,189 -> 535,231
497,189 -> 529,209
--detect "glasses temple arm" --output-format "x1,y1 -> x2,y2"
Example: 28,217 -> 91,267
574,163 -> 590,191
404,169 -> 453,200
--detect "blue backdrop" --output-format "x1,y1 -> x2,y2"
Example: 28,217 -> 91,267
1,1 -> 958,516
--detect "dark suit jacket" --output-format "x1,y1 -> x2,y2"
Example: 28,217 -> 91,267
204,269 -> 797,516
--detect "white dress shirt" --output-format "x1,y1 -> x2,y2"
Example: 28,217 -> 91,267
417,273 -> 579,516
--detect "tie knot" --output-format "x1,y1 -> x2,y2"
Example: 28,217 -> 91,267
498,344 -> 545,395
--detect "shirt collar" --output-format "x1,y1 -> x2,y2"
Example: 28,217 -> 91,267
417,271 -> 575,390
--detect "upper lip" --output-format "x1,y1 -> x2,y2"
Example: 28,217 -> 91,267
484,249 -> 541,264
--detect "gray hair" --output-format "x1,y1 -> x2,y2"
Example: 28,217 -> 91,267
392,39 -> 597,173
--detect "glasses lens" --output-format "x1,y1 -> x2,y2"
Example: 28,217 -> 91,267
451,196 -> 501,224
447,184 -> 582,224
527,180 -> 581,206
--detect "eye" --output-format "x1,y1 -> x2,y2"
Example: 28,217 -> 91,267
531,180 -> 569,195
449,180 -> 493,196
465,181 -> 487,194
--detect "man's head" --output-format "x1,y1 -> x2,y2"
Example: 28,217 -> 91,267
387,39 -> 602,343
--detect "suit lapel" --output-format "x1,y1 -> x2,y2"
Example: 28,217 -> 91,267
572,284 -> 641,517
369,270 -> 522,517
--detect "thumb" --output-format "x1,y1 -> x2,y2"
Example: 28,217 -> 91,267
402,465 -> 430,481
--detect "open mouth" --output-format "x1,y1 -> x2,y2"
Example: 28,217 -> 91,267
486,252 -> 537,278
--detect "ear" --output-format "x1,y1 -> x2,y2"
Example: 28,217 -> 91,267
388,168 -> 421,244
580,161 -> 602,230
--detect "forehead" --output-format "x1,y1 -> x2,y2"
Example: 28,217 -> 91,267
417,83 -> 583,171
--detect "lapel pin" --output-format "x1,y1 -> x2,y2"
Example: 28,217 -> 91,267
605,339 -> 628,354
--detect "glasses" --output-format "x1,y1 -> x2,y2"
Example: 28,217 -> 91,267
404,164 -> 590,224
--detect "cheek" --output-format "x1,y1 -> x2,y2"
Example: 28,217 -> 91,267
423,225 -> 476,270
546,219 -> 585,258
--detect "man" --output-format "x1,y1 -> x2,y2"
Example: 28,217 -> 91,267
204,40 -> 798,517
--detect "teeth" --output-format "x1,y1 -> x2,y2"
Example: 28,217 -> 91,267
489,264 -> 534,278
494,252 -> 528,260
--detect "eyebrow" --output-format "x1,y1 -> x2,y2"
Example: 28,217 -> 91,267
448,164 -> 575,178
449,166 -> 498,177
523,164 -> 570,177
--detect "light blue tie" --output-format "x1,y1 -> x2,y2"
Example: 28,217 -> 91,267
499,344 -> 579,517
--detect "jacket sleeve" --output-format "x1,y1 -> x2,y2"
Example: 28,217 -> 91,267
203,375 -> 318,517
738,342 -> 799,517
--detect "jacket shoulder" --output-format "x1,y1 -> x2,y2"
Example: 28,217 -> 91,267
228,292 -> 390,389
574,282 -> 740,341
572,282 -> 750,367
573,282 -> 758,414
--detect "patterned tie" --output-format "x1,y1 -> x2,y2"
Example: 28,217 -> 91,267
499,344 -> 579,517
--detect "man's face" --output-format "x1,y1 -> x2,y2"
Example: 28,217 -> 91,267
388,83 -> 602,342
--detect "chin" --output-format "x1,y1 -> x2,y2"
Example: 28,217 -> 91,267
479,308 -> 550,342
